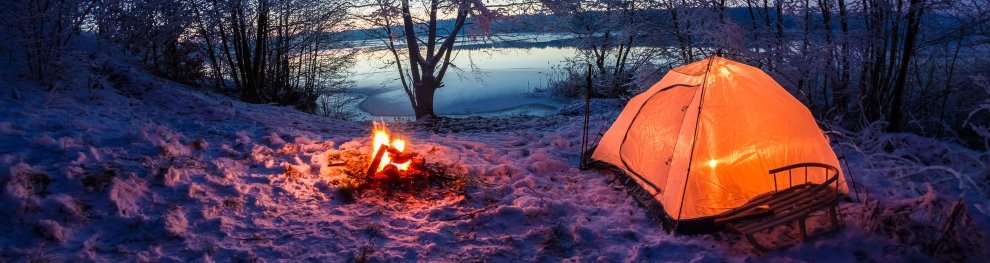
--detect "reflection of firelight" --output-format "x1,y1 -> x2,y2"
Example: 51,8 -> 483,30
708,159 -> 717,168
371,122 -> 410,172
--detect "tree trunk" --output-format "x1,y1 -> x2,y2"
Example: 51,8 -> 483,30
193,3 -> 222,89
414,81 -> 438,119
251,0 -> 269,103
667,3 -> 689,61
745,0 -> 761,66
775,0 -> 784,65
819,0 -> 834,111
836,0 -> 851,113
888,0 -> 925,132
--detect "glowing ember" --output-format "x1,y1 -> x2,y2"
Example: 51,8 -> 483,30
371,121 -> 410,172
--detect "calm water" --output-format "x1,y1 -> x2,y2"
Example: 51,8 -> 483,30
343,35 -> 579,118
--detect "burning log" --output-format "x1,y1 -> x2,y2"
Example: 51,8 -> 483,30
365,145 -> 416,178
366,145 -> 388,178
386,146 -> 414,164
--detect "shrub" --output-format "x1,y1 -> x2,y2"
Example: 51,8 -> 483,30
6,164 -> 52,198
535,63 -> 639,99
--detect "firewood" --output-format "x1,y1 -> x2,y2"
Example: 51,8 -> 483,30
386,147 -> 415,163
366,145 -> 388,178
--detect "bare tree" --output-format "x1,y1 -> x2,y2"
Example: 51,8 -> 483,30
540,0 -> 659,97
1,0 -> 96,81
366,0 -> 503,119
190,0 -> 355,111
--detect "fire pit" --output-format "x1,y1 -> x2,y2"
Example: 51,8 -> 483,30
328,121 -> 470,203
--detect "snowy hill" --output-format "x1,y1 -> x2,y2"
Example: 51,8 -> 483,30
2,44 -> 989,262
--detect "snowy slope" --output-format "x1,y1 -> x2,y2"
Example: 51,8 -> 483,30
2,49 -> 989,262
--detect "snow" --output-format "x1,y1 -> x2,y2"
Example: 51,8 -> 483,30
1,44 -> 989,262
108,174 -> 148,217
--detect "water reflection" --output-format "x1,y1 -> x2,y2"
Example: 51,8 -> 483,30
345,40 -> 579,118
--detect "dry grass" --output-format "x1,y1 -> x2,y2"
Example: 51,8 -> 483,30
861,196 -> 987,262
9,167 -> 52,197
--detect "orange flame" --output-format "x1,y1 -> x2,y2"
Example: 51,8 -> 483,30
371,122 -> 410,172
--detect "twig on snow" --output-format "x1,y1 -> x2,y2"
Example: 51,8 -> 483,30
442,204 -> 496,221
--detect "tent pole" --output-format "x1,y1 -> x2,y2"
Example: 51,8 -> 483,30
829,130 -> 863,202
580,64 -> 593,170
671,56 -> 717,235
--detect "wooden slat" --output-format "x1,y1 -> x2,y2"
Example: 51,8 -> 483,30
713,207 -> 772,224
715,183 -> 813,220
733,190 -> 839,234
769,188 -> 837,214
735,198 -> 838,234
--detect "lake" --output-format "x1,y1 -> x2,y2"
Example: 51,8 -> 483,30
342,34 -> 580,119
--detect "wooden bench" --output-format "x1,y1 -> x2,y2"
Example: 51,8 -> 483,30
714,163 -> 843,252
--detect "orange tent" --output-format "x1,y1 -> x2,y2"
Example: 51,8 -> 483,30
591,56 -> 847,233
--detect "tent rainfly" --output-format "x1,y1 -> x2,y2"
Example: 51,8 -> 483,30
590,56 -> 848,234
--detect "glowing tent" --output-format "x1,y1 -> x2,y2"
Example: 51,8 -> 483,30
590,56 -> 847,233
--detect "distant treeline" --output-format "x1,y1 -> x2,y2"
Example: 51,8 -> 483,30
341,7 -> 963,45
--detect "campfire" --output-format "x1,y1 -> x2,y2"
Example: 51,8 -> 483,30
366,121 -> 420,179
326,121 -> 471,203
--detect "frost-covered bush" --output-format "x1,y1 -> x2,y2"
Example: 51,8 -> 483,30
318,93 -> 360,120
0,0 -> 93,81
537,62 -> 639,99
964,75 -> 990,153
536,65 -> 588,99
831,122 -> 988,199
861,187 -> 989,262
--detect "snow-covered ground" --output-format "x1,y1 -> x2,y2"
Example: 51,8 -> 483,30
2,46 -> 989,262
